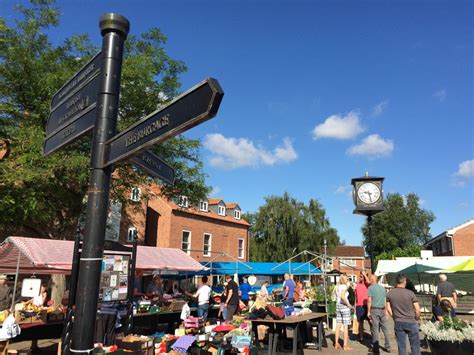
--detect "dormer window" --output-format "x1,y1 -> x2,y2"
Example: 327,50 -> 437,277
178,195 -> 188,208
218,205 -> 226,216
131,187 -> 141,202
127,226 -> 137,242
234,210 -> 241,219
200,201 -> 208,212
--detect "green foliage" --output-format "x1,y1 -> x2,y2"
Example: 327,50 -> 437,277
0,1 -> 209,239
440,316 -> 467,332
376,245 -> 422,264
246,192 -> 340,262
362,193 -> 435,257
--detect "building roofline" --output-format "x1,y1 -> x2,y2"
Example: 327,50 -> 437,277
172,208 -> 250,227
151,188 -> 249,227
424,219 -> 474,246
447,219 -> 474,235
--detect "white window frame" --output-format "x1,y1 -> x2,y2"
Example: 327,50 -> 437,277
200,201 -> 208,212
234,210 -> 241,219
181,230 -> 191,255
343,258 -> 356,267
203,233 -> 212,257
238,238 -> 245,259
178,195 -> 189,208
218,205 -> 226,216
130,187 -> 141,202
127,226 -> 137,242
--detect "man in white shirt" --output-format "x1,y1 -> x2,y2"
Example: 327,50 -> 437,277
193,276 -> 211,322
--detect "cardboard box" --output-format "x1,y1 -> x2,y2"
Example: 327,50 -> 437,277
116,336 -> 154,353
47,311 -> 65,322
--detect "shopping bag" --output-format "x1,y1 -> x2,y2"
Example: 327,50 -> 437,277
0,314 -> 21,340
352,313 -> 359,335
180,303 -> 190,320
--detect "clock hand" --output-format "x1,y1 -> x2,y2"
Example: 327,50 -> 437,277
366,191 -> 372,202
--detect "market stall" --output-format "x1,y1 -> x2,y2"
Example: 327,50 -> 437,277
95,298 -> 327,354
0,236 -> 206,345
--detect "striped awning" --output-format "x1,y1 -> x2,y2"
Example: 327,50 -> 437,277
0,236 -> 205,275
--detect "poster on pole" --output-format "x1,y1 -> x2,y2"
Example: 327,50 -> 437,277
99,254 -> 130,302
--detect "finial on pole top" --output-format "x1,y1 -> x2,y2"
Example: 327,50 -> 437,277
99,13 -> 130,38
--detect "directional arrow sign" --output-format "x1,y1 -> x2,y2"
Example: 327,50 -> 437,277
46,73 -> 100,136
43,106 -> 96,156
130,150 -> 175,185
104,78 -> 223,167
50,52 -> 102,110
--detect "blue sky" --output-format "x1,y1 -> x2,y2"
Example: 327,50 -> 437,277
2,0 -> 473,245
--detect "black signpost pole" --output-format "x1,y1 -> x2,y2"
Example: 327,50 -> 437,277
70,13 -> 129,353
368,215 -> 375,273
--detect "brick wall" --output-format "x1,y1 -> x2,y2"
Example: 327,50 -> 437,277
453,223 -> 474,256
119,192 -> 249,262
334,258 -> 366,281
168,211 -> 249,262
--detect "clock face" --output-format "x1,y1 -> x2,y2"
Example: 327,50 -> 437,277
357,182 -> 381,204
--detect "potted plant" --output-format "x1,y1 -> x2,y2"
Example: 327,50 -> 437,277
420,317 -> 474,355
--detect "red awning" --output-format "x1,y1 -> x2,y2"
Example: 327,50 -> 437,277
0,236 -> 205,274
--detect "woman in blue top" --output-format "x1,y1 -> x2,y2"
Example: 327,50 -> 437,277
432,298 -> 456,322
239,277 -> 252,306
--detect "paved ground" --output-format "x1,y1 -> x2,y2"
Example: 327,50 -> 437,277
8,314 -> 474,354
5,321 -> 430,355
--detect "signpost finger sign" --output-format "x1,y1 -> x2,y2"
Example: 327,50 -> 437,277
104,78 -> 223,167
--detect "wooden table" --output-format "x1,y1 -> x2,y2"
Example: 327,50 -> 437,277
250,312 -> 326,355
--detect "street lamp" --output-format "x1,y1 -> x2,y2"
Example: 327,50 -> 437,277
351,172 -> 385,273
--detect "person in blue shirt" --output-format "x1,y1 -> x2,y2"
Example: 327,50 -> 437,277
239,277 -> 252,306
282,273 -> 296,306
432,298 -> 456,322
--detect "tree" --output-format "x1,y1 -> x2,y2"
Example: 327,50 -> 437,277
0,0 -> 210,241
247,192 -> 340,262
375,245 -> 422,263
362,193 -> 435,257
0,0 -> 210,306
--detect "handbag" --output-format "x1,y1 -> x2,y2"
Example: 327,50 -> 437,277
352,313 -> 359,335
266,305 -> 285,320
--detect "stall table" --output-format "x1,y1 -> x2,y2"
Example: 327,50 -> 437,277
12,320 -> 63,342
250,312 -> 326,355
132,306 -> 220,334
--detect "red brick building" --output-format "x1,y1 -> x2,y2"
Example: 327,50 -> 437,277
331,246 -> 367,282
119,186 -> 250,262
424,219 -> 474,256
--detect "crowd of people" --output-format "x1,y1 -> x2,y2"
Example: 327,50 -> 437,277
333,271 -> 459,354
0,269 -> 463,353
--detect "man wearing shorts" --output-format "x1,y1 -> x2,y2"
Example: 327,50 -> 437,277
355,271 -> 371,342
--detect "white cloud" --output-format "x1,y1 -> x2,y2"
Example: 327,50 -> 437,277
312,111 -> 364,140
203,134 -> 298,170
334,185 -> 349,194
456,160 -> 474,179
335,186 -> 348,194
209,186 -> 221,197
335,185 -> 353,198
453,159 -> 474,187
433,89 -> 447,102
347,134 -> 394,158
371,100 -> 389,117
